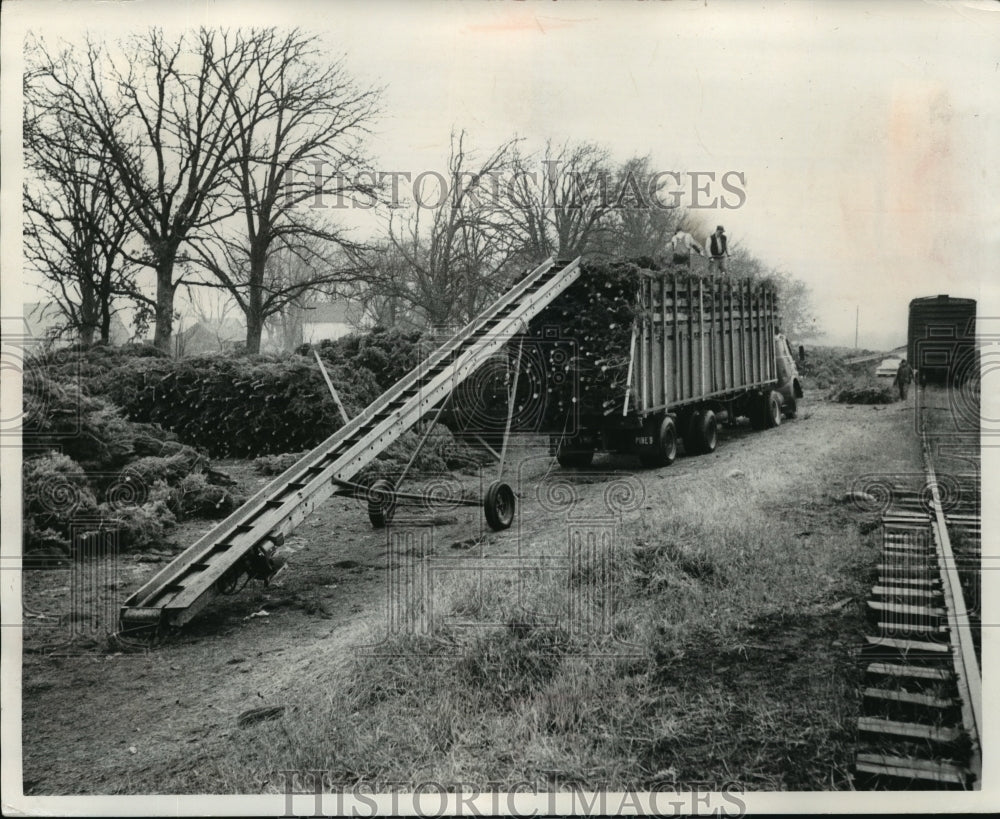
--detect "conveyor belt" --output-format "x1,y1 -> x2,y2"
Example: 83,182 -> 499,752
119,256 -> 582,631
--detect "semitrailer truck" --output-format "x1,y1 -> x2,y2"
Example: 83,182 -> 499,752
118,257 -> 802,631
541,265 -> 803,469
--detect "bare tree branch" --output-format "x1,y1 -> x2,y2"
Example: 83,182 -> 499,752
381,130 -> 519,327
27,29 -> 258,351
23,65 -> 141,344
184,28 -> 383,352
506,139 -> 616,261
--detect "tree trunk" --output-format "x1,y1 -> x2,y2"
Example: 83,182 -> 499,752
152,262 -> 177,352
245,255 -> 266,355
425,299 -> 452,330
78,277 -> 98,346
282,304 -> 304,351
246,310 -> 264,355
98,263 -> 114,344
99,310 -> 112,344
96,283 -> 111,344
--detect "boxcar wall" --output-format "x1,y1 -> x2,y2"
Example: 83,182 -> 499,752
907,295 -> 977,385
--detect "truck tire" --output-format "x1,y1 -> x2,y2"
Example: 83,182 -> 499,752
749,391 -> 782,430
782,394 -> 797,419
639,416 -> 677,468
763,391 -> 782,429
686,409 -> 718,455
484,481 -> 516,531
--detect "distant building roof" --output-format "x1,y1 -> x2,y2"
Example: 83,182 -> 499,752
179,319 -> 246,342
22,301 -> 130,345
176,318 -> 247,355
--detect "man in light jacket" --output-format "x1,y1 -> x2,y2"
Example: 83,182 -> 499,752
668,226 -> 704,268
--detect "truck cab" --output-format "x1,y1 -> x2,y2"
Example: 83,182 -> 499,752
774,333 -> 804,417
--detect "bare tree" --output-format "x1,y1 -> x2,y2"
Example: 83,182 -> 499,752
187,29 -> 382,353
253,242 -> 365,351
773,272 -> 821,340
595,155 -> 684,262
189,230 -> 375,352
385,131 -> 518,327
720,244 -> 821,340
23,60 -> 139,345
22,141 -> 137,345
176,285 -> 240,356
265,299 -> 306,352
506,140 -> 616,262
28,29 -> 261,351
348,241 -> 417,330
722,244 -> 770,280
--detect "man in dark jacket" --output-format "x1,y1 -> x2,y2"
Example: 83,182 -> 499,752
894,359 -> 913,400
708,225 -> 729,274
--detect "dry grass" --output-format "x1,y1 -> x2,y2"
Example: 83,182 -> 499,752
192,406 -> 920,794
31,402 -> 924,796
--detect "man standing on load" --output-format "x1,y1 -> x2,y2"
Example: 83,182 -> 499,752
708,225 -> 730,274
668,225 -> 704,269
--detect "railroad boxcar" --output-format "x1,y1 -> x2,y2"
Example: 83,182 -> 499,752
907,295 -> 977,385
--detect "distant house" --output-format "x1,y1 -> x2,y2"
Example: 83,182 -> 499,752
301,301 -> 354,344
22,301 -> 130,346
22,302 -> 67,345
175,319 -> 247,357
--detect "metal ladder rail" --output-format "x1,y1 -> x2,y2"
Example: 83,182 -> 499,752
120,257 -> 581,628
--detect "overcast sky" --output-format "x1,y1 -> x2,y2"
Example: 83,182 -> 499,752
4,0 -> 999,349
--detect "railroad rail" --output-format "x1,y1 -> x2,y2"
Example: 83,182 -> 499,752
854,387 -> 981,789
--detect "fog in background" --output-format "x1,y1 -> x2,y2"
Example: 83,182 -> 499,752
5,0 -> 998,350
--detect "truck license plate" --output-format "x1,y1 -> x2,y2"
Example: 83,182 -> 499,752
636,436 -> 653,446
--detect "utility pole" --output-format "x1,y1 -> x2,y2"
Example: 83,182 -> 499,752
855,306 -> 859,349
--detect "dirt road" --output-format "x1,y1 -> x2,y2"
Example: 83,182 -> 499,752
20,398 -> 925,793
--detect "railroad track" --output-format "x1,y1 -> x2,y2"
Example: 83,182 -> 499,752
854,388 -> 981,789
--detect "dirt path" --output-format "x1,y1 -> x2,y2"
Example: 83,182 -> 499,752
20,399 -> 923,794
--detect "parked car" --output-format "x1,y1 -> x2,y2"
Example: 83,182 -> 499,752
876,357 -> 903,378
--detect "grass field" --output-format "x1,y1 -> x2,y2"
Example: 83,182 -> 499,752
157,400 -> 925,794
21,393 -> 930,795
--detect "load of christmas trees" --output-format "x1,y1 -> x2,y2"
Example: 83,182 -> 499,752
526,259 -> 649,429
21,330 -> 484,559
445,259 -> 668,437
22,362 -> 245,560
